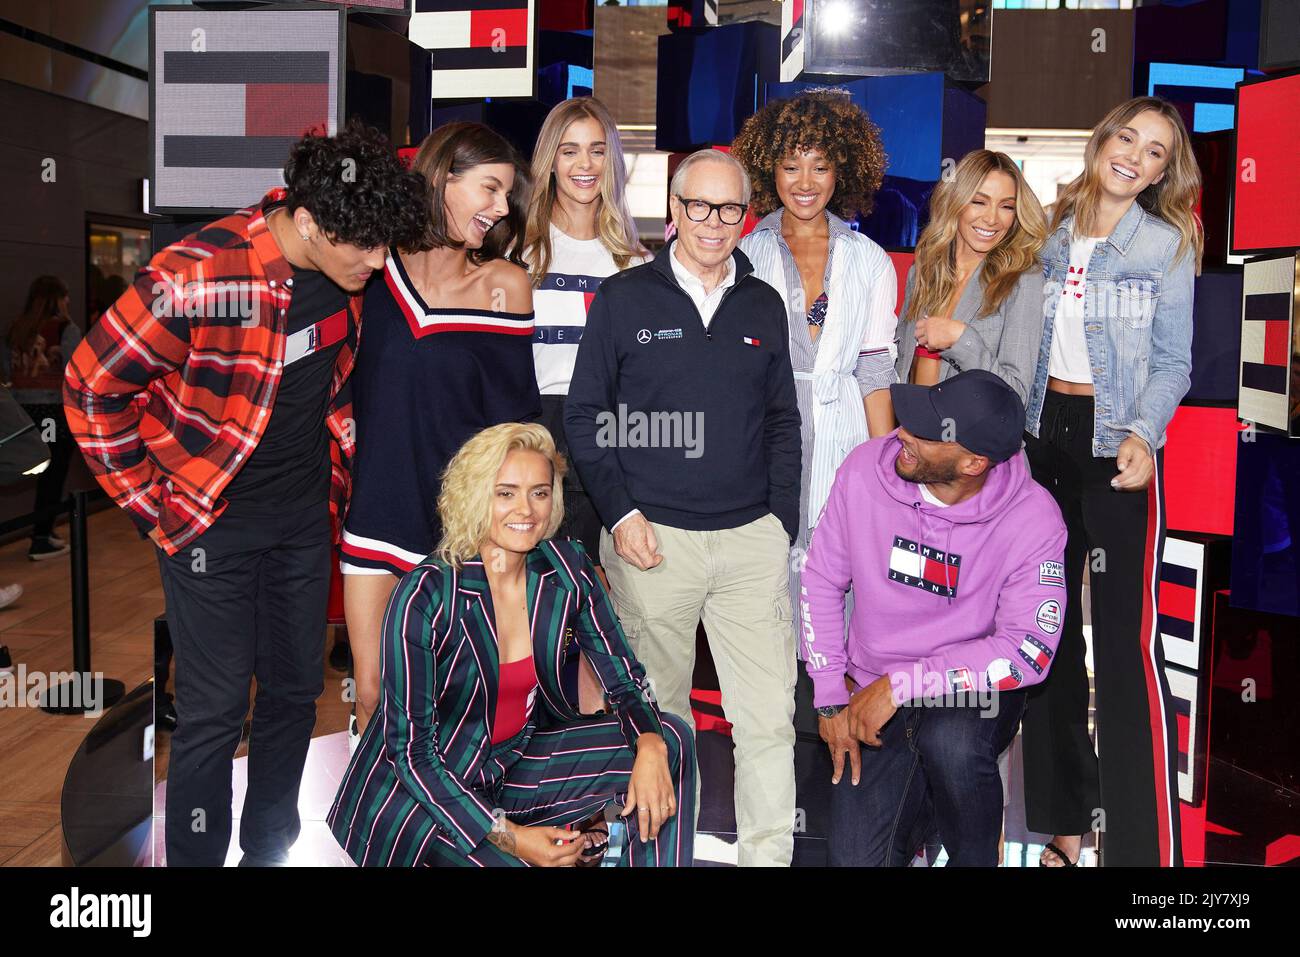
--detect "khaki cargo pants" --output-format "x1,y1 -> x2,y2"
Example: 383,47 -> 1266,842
601,512 -> 797,867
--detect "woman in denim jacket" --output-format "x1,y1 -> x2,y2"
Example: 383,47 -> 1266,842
1019,97 -> 1202,869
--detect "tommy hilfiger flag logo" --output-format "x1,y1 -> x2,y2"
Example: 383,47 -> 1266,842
149,7 -> 342,212
409,0 -> 535,99
888,535 -> 961,597
1237,253 -> 1296,431
742,336 -> 761,347
1018,635 -> 1053,675
946,667 -> 974,694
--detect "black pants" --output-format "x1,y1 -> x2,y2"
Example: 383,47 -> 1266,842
22,403 -> 75,539
157,499 -> 332,866
540,394 -> 603,556
1021,391 -> 1182,866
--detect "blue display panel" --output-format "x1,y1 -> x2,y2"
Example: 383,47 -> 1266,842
1146,62 -> 1245,132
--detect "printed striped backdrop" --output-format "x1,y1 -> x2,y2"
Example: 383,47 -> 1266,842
409,0 -> 536,99
1237,252 -> 1296,431
150,7 -> 343,213
780,0 -> 806,81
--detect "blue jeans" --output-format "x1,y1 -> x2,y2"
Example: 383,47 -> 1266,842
828,691 -> 1025,867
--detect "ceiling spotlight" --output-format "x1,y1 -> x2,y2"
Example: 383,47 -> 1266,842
819,0 -> 855,37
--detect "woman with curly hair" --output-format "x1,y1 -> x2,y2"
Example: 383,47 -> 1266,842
732,89 -> 897,742
328,422 -> 695,866
895,149 -> 1048,403
340,123 -> 543,744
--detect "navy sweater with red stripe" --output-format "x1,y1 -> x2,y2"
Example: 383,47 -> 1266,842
345,251 -> 542,559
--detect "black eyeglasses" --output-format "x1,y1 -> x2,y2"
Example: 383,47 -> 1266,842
675,195 -> 748,226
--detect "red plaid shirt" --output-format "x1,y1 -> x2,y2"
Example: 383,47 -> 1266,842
64,189 -> 359,556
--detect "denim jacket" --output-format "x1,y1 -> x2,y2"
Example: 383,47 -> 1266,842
1025,200 -> 1194,457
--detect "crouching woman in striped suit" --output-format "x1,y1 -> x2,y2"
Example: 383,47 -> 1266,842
328,422 -> 695,866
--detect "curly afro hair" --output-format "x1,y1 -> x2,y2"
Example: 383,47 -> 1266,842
283,119 -> 430,250
731,89 -> 887,219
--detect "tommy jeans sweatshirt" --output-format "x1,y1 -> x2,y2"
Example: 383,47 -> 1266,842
800,431 -> 1068,708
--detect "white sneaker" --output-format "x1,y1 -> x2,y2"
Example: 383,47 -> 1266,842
0,583 -> 22,611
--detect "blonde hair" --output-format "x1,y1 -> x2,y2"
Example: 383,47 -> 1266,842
523,97 -> 648,284
1050,96 -> 1203,272
436,423 -> 568,568
906,149 -> 1048,324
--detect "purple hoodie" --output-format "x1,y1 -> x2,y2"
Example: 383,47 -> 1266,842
800,431 -> 1067,708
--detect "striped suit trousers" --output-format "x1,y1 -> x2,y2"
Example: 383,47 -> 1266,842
418,712 -> 696,867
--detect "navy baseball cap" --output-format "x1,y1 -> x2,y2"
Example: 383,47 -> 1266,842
889,370 -> 1026,463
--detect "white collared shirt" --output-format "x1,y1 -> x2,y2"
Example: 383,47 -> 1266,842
669,239 -> 737,329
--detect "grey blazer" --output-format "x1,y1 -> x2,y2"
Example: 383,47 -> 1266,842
894,264 -> 1045,406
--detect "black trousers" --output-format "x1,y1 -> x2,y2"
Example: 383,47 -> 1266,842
157,498 -> 332,866
540,393 -> 603,555
1021,391 -> 1183,866
21,402 -> 75,539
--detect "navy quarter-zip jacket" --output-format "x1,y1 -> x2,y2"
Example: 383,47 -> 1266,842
564,242 -> 802,541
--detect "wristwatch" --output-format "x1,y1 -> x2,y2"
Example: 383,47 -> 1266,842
816,704 -> 846,719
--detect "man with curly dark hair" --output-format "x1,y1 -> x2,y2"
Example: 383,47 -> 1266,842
65,120 -> 429,867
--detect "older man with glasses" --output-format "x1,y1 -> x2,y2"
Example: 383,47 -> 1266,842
564,148 -> 802,866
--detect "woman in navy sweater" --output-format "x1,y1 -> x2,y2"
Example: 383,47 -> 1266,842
340,123 -> 542,741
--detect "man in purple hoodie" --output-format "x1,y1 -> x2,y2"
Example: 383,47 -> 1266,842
801,369 -> 1067,866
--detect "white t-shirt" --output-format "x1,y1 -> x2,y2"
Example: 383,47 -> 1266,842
919,484 -> 950,508
531,224 -> 649,396
1048,235 -> 1105,384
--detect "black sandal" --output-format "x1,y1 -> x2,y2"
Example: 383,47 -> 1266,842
575,824 -> 609,868
1041,841 -> 1078,867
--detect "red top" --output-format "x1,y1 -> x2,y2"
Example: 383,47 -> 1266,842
914,343 -> 943,360
491,656 -> 537,744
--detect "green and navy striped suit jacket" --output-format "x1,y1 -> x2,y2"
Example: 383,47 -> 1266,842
327,536 -> 664,864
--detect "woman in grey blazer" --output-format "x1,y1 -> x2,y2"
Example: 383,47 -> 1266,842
896,150 -> 1048,407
